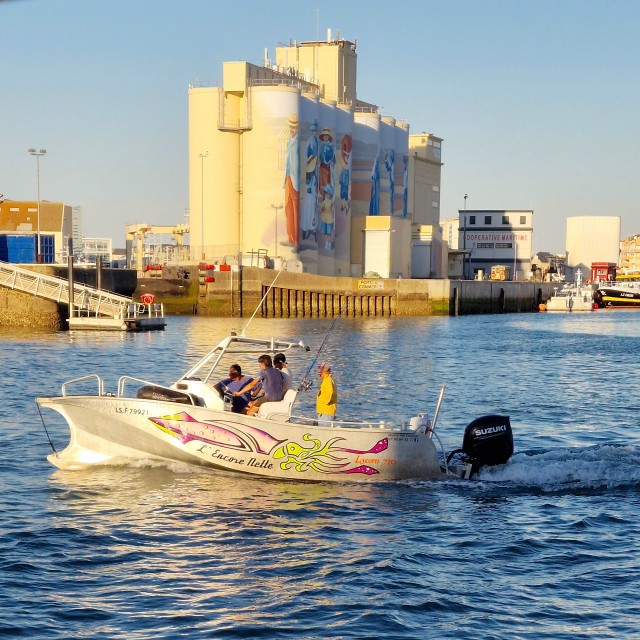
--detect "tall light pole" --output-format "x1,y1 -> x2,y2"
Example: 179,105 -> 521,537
28,148 -> 46,263
270,204 -> 283,261
199,151 -> 208,261
462,193 -> 468,279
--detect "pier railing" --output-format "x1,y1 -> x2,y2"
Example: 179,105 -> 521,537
0,261 -> 132,319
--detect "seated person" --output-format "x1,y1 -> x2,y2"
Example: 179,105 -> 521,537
213,364 -> 254,413
235,354 -> 284,416
274,352 -> 293,393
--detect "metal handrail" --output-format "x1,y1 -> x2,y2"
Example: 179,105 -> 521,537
0,261 -> 132,319
117,375 -> 171,398
287,415 -> 392,429
61,374 -> 105,397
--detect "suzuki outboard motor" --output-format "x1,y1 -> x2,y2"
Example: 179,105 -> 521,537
447,415 -> 513,478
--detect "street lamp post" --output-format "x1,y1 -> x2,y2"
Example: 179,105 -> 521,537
199,151 -> 208,261
28,148 -> 46,263
462,193 -> 468,279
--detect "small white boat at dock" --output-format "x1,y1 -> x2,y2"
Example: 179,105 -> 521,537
544,270 -> 595,312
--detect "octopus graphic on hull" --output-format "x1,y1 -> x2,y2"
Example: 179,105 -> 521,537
273,434 -> 388,476
148,413 -> 389,476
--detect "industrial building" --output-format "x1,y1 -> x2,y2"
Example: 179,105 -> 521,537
189,33 -> 444,278
457,209 -> 533,280
565,216 -> 621,279
0,200 -> 73,263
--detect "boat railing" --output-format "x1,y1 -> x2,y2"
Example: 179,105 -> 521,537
124,303 -> 165,320
61,374 -> 105,397
286,414 -> 428,432
117,375 -> 172,398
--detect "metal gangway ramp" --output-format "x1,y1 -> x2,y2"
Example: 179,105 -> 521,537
0,260 -> 131,319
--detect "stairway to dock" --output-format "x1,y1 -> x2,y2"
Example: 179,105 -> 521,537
0,261 -> 165,331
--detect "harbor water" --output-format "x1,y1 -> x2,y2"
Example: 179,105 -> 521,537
2,311 -> 640,639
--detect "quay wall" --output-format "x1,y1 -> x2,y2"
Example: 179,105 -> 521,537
0,264 -> 558,327
194,268 -> 557,317
0,287 -> 65,330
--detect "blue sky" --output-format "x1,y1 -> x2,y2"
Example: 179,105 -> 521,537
2,0 -> 638,253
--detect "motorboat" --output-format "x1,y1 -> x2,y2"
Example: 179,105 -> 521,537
594,279 -> 640,308
36,331 -> 513,482
544,270 -> 595,312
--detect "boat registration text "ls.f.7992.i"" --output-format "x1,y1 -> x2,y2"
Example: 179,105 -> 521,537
115,406 -> 151,416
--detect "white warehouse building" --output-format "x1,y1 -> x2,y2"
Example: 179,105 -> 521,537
458,209 -> 533,280
565,216 -> 621,279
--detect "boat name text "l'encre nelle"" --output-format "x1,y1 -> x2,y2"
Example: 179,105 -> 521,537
196,444 -> 273,469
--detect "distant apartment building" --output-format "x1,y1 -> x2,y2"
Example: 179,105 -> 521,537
565,216 -> 620,278
441,217 -> 460,249
618,235 -> 640,274
72,206 -> 83,257
458,210 -> 533,280
81,237 -> 113,265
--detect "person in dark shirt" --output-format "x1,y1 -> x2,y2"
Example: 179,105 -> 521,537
214,364 -> 254,414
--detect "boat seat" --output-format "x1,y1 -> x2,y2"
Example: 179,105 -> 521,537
257,389 -> 297,419
170,380 -> 224,410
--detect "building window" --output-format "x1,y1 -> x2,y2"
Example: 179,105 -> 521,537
432,186 -> 439,192
469,215 -> 476,225
484,215 -> 492,224
520,215 -> 526,224
502,215 -> 509,224
432,201 -> 438,207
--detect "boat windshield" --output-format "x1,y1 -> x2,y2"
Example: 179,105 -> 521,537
177,335 -> 308,384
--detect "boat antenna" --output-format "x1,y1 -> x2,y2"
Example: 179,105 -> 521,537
36,401 -> 57,454
298,308 -> 343,391
240,266 -> 285,336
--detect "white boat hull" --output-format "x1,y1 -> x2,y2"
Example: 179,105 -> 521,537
545,297 -> 594,312
38,395 -> 442,482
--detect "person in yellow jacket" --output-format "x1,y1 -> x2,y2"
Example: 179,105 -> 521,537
316,362 -> 338,424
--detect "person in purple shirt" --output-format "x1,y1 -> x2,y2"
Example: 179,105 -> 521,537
214,363 -> 254,414
235,354 -> 284,416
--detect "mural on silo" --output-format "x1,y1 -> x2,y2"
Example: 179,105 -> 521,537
241,86 -> 300,262
402,154 -> 408,217
369,147 -> 381,215
235,88 -> 409,274
283,114 -> 300,249
384,149 -> 395,214
352,113 -> 381,219
318,127 -> 336,250
300,119 -> 319,243
338,134 -> 352,215
394,123 -> 409,218
333,104 -> 353,274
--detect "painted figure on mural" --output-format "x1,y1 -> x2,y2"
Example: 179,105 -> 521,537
318,128 -> 336,249
402,154 -> 408,217
338,134 -> 352,215
369,147 -> 380,216
301,119 -> 319,242
385,149 -> 395,214
283,114 -> 300,249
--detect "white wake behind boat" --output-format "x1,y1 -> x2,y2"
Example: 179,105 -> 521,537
37,331 -> 514,482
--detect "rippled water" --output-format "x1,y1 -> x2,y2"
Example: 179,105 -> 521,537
3,311 -> 640,638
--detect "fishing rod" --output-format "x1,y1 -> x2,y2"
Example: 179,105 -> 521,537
240,266 -> 285,336
298,309 -> 343,391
